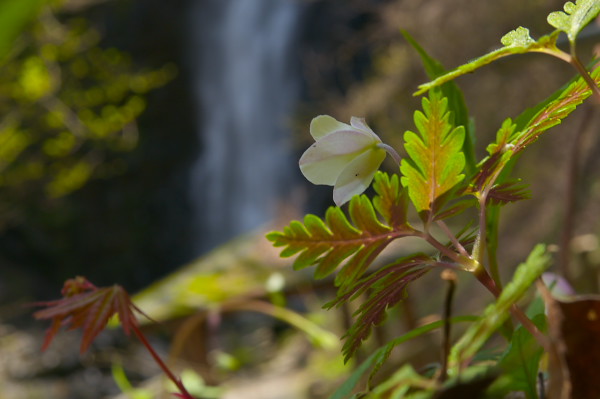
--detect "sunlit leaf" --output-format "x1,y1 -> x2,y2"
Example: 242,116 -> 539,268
402,31 -> 476,175
400,92 -> 465,222
547,0 -> 600,44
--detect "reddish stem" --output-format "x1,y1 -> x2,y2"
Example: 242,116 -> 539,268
131,323 -> 194,399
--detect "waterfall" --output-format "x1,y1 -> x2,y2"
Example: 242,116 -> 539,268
188,0 -> 303,254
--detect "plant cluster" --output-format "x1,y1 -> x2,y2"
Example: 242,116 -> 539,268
34,1 -> 600,398
267,1 -> 600,397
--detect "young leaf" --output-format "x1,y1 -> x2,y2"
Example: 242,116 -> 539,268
547,0 -> 600,45
34,276 -> 144,353
267,172 -> 415,288
325,254 -> 433,359
400,91 -> 465,222
474,62 -> 600,195
449,244 -> 552,370
415,28 -> 560,95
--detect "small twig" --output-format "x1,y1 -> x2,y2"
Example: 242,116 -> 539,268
439,270 -> 457,382
436,219 -> 470,258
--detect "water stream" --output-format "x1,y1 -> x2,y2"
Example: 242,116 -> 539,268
188,0 -> 303,254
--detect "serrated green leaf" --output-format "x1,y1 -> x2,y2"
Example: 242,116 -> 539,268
400,92 -> 465,220
449,244 -> 552,370
266,173 -> 415,283
415,29 -> 560,95
547,0 -> 600,44
473,62 -> 600,196
402,31 -> 476,175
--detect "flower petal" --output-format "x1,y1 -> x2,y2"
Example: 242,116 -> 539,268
310,115 -> 351,140
332,147 -> 386,206
350,117 -> 381,140
299,130 -> 378,185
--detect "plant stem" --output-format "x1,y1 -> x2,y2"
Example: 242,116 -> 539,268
439,270 -> 457,383
377,143 -> 402,166
131,323 -> 194,399
570,55 -> 600,104
436,220 -> 470,258
473,265 -> 551,353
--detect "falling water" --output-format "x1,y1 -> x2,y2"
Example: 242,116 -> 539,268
188,0 -> 303,254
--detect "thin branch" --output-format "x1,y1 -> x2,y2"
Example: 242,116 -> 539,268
439,270 -> 457,383
436,219 -> 469,258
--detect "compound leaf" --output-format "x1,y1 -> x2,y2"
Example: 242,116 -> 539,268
400,92 -> 465,222
473,62 -> 600,195
326,254 -> 433,360
267,172 -> 415,290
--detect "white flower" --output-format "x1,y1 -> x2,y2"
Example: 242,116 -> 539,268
299,115 -> 387,206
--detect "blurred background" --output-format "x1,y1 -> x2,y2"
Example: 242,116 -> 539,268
0,0 -> 599,398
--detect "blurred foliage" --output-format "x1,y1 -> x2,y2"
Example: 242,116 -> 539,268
0,0 -> 175,229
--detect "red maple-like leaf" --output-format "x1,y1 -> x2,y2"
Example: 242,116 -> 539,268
33,276 -> 144,353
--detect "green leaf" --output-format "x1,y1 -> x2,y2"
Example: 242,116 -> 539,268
547,0 -> 600,44
449,244 -> 552,370
487,314 -> 547,399
327,316 -> 477,399
267,172 -> 415,288
400,92 -> 465,220
402,30 -> 476,176
473,62 -> 600,195
414,29 -> 560,95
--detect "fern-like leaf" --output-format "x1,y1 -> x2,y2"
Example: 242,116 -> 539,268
267,172 -> 415,290
474,63 -> 600,194
547,0 -> 600,45
415,28 -> 560,95
400,91 -> 466,222
325,254 -> 433,360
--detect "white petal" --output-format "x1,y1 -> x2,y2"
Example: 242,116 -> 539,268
350,117 -> 381,140
310,115 -> 350,140
299,129 -> 378,185
332,148 -> 386,206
